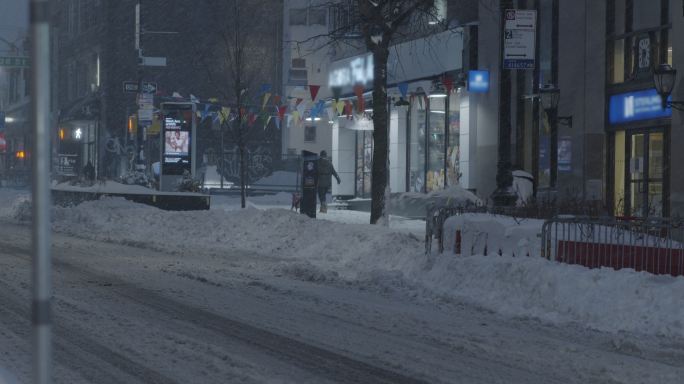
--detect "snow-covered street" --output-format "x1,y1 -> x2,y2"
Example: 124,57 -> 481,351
0,191 -> 683,383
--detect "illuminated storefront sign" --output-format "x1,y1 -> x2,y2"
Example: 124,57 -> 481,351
609,88 -> 671,124
328,53 -> 374,89
468,70 -> 490,93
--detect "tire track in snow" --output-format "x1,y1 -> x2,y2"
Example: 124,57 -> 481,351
0,241 -> 431,384
0,277 -> 181,384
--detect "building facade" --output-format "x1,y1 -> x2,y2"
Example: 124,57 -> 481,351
51,0 -> 284,184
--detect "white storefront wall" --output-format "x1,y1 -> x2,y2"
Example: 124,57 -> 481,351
331,30 -> 471,197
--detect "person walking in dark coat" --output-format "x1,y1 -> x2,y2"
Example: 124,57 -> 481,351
317,150 -> 340,213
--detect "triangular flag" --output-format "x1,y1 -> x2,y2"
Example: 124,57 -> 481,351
273,95 -> 281,106
262,93 -> 271,110
278,105 -> 288,121
309,85 -> 320,101
248,113 -> 257,127
354,85 -> 365,113
264,116 -> 272,129
259,84 -> 272,95
331,86 -> 342,101
344,100 -> 353,118
275,117 -> 281,130
442,75 -> 454,94
278,105 -> 287,120
336,100 -> 345,115
297,101 -> 307,118
326,107 -> 335,123
398,83 -> 409,98
295,98 -> 303,107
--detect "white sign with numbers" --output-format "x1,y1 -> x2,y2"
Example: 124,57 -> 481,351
503,9 -> 537,69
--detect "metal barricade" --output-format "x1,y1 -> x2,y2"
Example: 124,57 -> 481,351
541,216 -> 684,276
425,205 -> 487,255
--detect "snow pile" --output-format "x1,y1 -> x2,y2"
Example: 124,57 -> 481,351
441,214 -> 543,257
52,180 -> 156,194
0,189 -> 30,222
46,197 -> 424,282
4,196 -> 684,338
391,185 -> 482,218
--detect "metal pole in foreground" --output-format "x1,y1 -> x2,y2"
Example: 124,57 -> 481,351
30,1 -> 52,383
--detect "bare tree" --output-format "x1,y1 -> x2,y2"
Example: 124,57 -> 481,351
195,0 -> 281,208
299,0 -> 438,224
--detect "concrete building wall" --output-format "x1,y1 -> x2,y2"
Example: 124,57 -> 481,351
556,0 -> 607,201
670,0 -> 684,216
474,1 -> 502,199
282,0 -> 334,157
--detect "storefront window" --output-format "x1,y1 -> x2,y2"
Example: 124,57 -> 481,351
355,130 -> 372,198
427,97 -> 446,192
610,39 -> 625,84
538,112 -> 551,188
409,96 -> 426,192
614,131 -> 626,216
447,91 -> 461,187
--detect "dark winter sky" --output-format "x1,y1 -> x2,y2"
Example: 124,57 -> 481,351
0,0 -> 28,48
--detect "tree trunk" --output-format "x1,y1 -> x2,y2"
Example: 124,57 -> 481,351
370,47 -> 390,224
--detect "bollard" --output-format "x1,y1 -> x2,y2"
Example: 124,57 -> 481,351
454,229 -> 461,255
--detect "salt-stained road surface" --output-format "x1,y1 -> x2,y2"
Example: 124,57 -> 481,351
1,222 -> 682,383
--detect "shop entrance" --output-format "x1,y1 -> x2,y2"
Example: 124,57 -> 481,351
614,130 -> 665,217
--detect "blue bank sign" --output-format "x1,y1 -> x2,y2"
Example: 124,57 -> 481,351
609,88 -> 671,124
468,70 -> 490,93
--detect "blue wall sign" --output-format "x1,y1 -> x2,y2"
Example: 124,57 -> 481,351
468,70 -> 490,93
609,88 -> 671,124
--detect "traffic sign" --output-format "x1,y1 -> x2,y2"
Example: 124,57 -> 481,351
0,56 -> 29,68
140,82 -> 157,93
503,9 -> 537,70
123,81 -> 158,94
123,81 -> 138,93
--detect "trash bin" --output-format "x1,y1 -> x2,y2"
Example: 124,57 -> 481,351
300,150 -> 318,218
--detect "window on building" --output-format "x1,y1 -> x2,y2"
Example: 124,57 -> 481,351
427,97 -> 446,192
309,8 -> 327,26
607,0 -> 671,84
304,126 -> 316,142
409,95 -> 426,192
289,8 -> 307,26
328,0 -> 361,37
447,90 -> 461,187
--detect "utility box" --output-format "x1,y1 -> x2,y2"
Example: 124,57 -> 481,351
300,150 -> 318,218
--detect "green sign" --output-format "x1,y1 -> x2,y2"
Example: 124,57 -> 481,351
0,57 -> 30,68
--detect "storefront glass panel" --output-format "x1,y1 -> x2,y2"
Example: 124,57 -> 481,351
447,91 -> 461,186
617,130 -> 665,217
427,98 -> 446,192
409,97 -> 426,192
355,130 -> 373,198
614,131 -> 626,216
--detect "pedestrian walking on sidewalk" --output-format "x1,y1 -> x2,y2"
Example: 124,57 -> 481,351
317,150 -> 340,213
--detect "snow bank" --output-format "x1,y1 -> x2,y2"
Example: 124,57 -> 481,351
391,185 -> 481,218
4,195 -> 684,339
441,214 -> 543,257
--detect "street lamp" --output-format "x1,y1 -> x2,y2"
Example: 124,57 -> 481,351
538,84 -> 572,189
539,84 -> 572,127
653,63 -> 684,111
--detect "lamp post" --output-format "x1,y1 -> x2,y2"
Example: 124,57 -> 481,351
653,63 -> 684,111
539,84 -> 573,189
